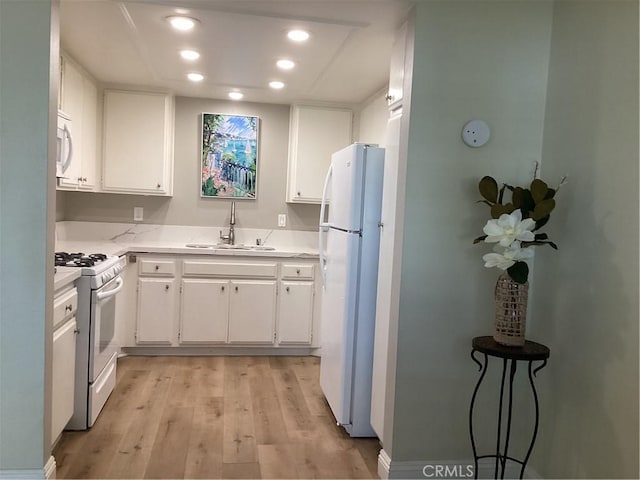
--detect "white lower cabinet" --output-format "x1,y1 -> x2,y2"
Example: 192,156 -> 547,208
136,278 -> 176,344
179,279 -> 229,343
228,280 -> 277,344
130,256 -> 318,350
278,281 -> 314,345
51,285 -> 78,446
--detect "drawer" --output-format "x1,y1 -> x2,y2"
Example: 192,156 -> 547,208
53,287 -> 77,330
183,261 -> 277,279
139,259 -> 176,277
281,264 -> 314,280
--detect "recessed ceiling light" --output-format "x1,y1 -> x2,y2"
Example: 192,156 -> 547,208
180,49 -> 200,61
187,72 -> 204,82
228,92 -> 244,100
269,81 -> 285,90
287,29 -> 309,42
276,59 -> 295,70
167,16 -> 197,31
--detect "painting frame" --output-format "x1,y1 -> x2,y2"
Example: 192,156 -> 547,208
200,112 -> 259,199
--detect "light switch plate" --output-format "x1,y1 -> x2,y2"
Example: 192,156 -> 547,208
134,207 -> 144,222
278,214 -> 287,227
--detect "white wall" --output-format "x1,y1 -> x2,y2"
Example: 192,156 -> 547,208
389,0 -> 553,462
61,97 -> 321,231
0,0 -> 57,472
529,1 -> 639,477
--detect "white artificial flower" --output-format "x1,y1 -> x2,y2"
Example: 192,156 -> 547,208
482,243 -> 534,270
483,209 -> 536,247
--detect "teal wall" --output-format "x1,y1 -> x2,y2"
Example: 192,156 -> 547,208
530,1 -> 639,477
390,0 -> 554,462
0,0 -> 57,471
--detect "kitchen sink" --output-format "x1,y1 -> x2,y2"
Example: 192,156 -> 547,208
214,244 -> 251,250
184,243 -> 276,251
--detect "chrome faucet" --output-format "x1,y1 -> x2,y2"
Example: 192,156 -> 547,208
219,201 -> 236,245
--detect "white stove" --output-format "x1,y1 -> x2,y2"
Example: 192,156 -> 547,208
55,252 -> 125,288
56,251 -> 125,430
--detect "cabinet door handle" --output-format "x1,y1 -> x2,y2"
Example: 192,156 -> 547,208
297,191 -> 301,196
286,286 -> 290,293
157,183 -> 161,189
385,94 -> 394,101
235,286 -> 238,292
221,285 -> 225,292
65,304 -> 73,312
73,329 -> 80,334
155,265 -> 160,271
82,177 -> 87,182
165,284 -> 170,291
296,269 -> 300,275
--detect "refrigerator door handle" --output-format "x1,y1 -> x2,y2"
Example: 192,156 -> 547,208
318,164 -> 333,287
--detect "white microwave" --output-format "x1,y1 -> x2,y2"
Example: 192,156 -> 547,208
56,111 -> 73,178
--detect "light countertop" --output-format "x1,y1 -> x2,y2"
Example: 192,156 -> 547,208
55,240 -> 319,260
54,267 -> 81,291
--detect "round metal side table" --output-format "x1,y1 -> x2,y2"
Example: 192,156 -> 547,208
469,336 -> 550,479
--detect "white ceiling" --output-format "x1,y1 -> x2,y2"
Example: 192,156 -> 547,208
60,0 -> 412,106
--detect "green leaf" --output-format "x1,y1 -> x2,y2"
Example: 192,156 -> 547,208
520,189 -> 536,217
531,198 -> 556,221
531,179 -> 549,203
512,187 -> 524,209
507,261 -> 529,284
534,215 -> 550,231
479,176 -> 499,203
498,184 -> 507,204
490,203 -> 515,219
473,235 -> 487,244
521,240 -> 558,250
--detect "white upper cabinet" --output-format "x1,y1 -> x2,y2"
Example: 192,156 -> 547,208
387,22 -> 407,109
102,90 -> 174,195
58,54 -> 98,191
286,105 -> 352,203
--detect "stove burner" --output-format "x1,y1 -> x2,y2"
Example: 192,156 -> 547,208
55,252 -> 109,268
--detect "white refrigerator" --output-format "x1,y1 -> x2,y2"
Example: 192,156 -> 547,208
318,143 -> 384,437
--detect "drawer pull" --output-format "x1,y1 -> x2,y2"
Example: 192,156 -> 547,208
296,269 -> 300,275
221,285 -> 225,292
155,265 -> 160,271
235,286 -> 239,292
65,304 -> 73,312
165,284 -> 170,291
286,286 -> 290,293
74,329 -> 80,334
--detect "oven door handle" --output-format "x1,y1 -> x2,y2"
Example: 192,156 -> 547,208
96,277 -> 124,301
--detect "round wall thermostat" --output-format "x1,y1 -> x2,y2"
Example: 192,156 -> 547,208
462,120 -> 490,147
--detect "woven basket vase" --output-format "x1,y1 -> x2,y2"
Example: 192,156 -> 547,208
494,271 -> 529,346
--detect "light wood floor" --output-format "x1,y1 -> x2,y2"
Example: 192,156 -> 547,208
53,356 -> 381,479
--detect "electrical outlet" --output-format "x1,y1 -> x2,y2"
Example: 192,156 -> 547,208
278,214 -> 287,227
134,207 -> 144,222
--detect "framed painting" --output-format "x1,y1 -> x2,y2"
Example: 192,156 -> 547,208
201,113 -> 259,198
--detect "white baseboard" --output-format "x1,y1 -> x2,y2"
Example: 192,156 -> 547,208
377,449 -> 540,479
0,455 -> 56,480
120,346 -> 315,356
